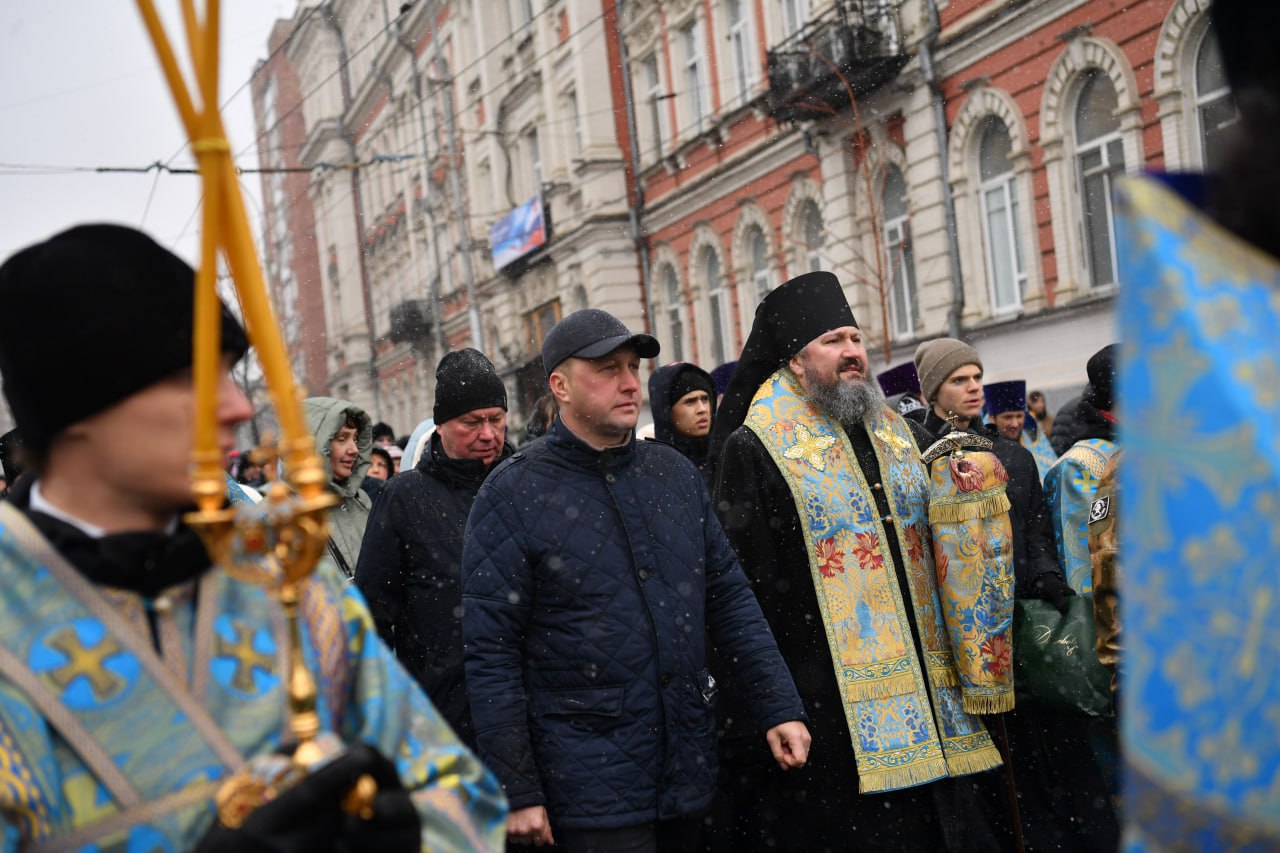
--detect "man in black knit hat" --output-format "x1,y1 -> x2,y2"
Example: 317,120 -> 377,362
709,271 -> 1006,852
648,361 -> 717,485
356,347 -> 511,747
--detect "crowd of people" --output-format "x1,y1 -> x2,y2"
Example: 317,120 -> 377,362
0,0 -> 1274,848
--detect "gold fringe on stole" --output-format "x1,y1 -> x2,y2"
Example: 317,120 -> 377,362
928,490 -> 1011,524
858,757 -> 950,795
929,666 -> 960,689
961,690 -> 1015,715
945,744 -> 1004,777
845,672 -> 915,703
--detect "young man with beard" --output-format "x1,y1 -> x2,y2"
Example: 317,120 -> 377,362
356,348 -> 511,748
709,272 -> 1004,852
461,309 -> 809,852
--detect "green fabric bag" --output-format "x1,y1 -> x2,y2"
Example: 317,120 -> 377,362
1013,595 -> 1114,717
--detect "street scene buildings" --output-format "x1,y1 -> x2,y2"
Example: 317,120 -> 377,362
251,0 -> 1227,430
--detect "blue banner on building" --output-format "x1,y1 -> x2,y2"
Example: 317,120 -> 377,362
490,196 -> 547,271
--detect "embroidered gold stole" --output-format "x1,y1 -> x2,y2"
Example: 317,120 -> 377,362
747,369 -> 1001,793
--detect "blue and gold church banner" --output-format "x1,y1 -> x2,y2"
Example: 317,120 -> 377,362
1116,175 -> 1280,850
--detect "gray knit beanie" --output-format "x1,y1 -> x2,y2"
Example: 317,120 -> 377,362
914,338 -> 983,402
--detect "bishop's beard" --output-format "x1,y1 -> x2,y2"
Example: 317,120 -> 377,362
808,372 -> 886,426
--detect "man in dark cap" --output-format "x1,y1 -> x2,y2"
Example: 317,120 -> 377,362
710,272 -> 1003,852
461,308 -> 809,851
1044,343 -> 1119,596
648,361 -> 717,484
356,347 -> 511,748
0,224 -> 505,850
876,360 -> 927,422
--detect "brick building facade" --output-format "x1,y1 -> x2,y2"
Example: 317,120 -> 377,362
253,0 -> 1230,426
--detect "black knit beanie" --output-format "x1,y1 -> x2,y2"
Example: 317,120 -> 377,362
669,368 -> 714,407
433,348 -> 508,424
0,224 -> 248,452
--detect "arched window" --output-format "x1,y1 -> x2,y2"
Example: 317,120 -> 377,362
978,118 -> 1026,313
702,246 -> 731,365
662,265 -> 685,363
801,200 -> 825,272
748,226 -> 772,303
1075,71 -> 1124,289
882,164 -> 919,337
1195,27 -> 1237,170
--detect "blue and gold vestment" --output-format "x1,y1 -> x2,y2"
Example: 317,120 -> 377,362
1045,438 -> 1116,593
1116,175 -> 1280,850
0,501 -> 507,852
746,369 -> 1001,793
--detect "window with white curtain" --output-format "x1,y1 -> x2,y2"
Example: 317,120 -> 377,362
978,118 -> 1027,313
1074,71 -> 1124,289
1194,27 -> 1237,171
703,247 -> 731,365
882,165 -> 919,336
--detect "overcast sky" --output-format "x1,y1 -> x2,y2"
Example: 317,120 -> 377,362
0,1 -> 295,267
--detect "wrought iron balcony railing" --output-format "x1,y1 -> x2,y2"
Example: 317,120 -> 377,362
389,299 -> 434,344
766,0 -> 909,123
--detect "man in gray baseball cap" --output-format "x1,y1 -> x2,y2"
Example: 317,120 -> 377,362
462,308 -> 809,849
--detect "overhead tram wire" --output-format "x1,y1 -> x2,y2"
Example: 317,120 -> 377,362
235,1 -> 562,164
144,4 -> 323,237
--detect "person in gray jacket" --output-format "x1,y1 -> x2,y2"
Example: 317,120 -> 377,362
304,396 -> 373,577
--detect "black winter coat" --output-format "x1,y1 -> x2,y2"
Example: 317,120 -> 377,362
915,410 -> 1063,597
355,434 -> 510,747
1050,394 -> 1083,456
461,419 -> 804,830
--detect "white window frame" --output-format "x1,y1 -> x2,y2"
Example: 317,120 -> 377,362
641,54 -> 668,157
1193,27 -> 1237,170
663,265 -> 685,363
526,127 -> 542,197
977,123 -> 1027,314
726,0 -> 756,106
881,168 -> 918,337
781,0 -> 809,38
748,226 -> 772,303
801,199 -> 824,273
682,20 -> 707,135
566,89 -> 583,158
703,247 -> 731,365
1074,74 -> 1124,290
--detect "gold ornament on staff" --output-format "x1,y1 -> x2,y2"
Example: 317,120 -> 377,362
133,0 -> 374,827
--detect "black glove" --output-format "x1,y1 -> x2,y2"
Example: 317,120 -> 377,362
1033,571 -> 1077,615
196,742 -> 420,853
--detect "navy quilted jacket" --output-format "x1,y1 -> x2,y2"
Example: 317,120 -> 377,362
461,419 -> 804,830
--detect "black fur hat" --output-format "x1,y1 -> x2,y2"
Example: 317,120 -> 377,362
0,224 -> 248,452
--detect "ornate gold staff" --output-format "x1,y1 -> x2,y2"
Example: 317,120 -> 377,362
133,0 -> 373,827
